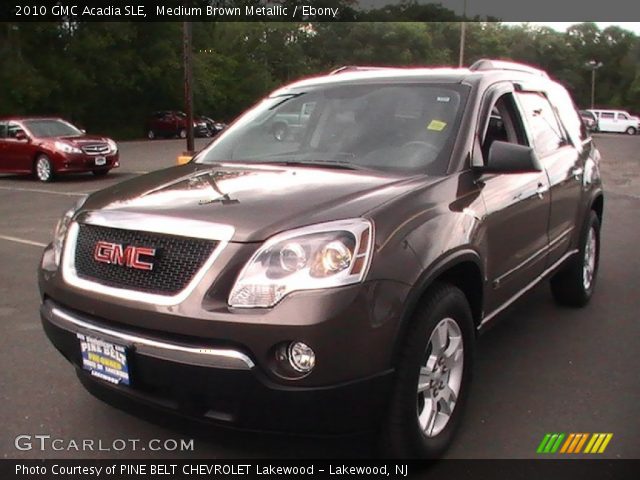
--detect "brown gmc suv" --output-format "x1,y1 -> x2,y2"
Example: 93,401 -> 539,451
39,60 -> 603,457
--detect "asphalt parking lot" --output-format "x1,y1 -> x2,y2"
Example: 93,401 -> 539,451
0,134 -> 639,459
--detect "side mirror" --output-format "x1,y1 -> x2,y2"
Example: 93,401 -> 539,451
480,141 -> 542,174
14,131 -> 28,141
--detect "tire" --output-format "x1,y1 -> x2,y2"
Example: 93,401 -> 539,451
381,283 -> 475,458
147,130 -> 155,140
92,169 -> 109,177
179,129 -> 187,139
272,123 -> 287,141
550,210 -> 601,307
625,127 -> 637,135
34,155 -> 54,182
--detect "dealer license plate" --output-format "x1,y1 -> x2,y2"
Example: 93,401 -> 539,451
77,333 -> 130,385
94,156 -> 107,166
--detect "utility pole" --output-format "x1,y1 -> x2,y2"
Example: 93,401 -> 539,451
458,0 -> 467,67
183,20 -> 194,153
586,60 -> 603,110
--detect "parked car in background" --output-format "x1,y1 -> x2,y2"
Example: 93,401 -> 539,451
145,111 -> 210,139
268,100 -> 316,140
201,116 -> 227,136
587,109 -> 639,135
579,110 -> 598,132
0,117 -> 118,182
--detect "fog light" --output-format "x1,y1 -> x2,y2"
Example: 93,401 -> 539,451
288,342 -> 315,373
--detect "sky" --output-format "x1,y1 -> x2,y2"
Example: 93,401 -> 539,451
503,22 -> 640,35
359,2 -> 640,30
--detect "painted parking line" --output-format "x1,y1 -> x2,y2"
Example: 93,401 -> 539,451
0,235 -> 47,248
0,186 -> 87,197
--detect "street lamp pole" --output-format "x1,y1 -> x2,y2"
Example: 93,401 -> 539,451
586,60 -> 603,110
458,0 -> 467,67
183,21 -> 195,153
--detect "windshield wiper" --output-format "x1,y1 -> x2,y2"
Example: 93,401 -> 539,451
259,159 -> 371,171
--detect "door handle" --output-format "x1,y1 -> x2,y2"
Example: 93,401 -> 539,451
572,167 -> 583,180
536,183 -> 548,199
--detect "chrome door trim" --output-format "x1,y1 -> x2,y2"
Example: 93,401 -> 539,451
479,249 -> 579,330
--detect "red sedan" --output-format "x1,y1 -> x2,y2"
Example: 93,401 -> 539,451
0,117 -> 119,182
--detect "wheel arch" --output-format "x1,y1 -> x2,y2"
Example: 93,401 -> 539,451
391,250 -> 484,366
32,150 -> 53,173
591,193 -> 604,225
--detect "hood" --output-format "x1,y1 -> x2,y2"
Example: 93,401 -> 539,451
57,135 -> 111,145
82,163 -> 429,242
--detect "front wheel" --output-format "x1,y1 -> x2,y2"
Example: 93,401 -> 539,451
34,155 -> 54,182
178,129 -> 187,139
550,210 -> 601,307
381,283 -> 475,458
625,126 -> 637,135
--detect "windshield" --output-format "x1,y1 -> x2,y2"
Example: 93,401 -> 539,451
23,119 -> 83,138
197,83 -> 468,175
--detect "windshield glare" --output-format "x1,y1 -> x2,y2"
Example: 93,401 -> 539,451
23,119 -> 83,138
197,84 -> 466,174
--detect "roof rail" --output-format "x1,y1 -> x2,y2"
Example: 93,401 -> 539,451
329,65 -> 396,75
469,59 -> 549,78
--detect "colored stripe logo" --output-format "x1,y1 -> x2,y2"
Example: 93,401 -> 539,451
537,433 -> 613,454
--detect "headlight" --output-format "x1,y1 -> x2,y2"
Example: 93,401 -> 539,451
229,219 -> 373,308
107,139 -> 118,153
53,195 -> 88,266
54,141 -> 82,154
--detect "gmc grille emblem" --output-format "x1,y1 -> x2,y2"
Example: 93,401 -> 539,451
93,241 -> 156,271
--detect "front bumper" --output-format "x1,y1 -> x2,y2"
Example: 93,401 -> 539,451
55,152 -> 119,173
41,299 -> 393,434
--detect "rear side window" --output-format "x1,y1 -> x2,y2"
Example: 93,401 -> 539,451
517,92 -> 567,157
7,123 -> 23,139
601,112 -> 615,119
0,122 -> 6,139
547,85 -> 589,144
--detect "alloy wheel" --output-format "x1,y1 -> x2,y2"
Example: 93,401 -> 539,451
417,317 -> 464,437
583,226 -> 597,290
36,157 -> 52,182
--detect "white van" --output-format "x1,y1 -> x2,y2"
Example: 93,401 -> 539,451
588,109 -> 639,135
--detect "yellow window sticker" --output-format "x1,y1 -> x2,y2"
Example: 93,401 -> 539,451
427,120 -> 447,131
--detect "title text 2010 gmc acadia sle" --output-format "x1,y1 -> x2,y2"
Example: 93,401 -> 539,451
39,60 -> 603,457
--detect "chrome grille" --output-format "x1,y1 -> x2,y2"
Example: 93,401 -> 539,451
82,144 -> 110,155
74,224 -> 218,295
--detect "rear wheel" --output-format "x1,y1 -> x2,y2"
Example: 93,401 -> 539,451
625,126 -> 637,135
147,130 -> 155,140
179,129 -> 187,139
381,283 -> 475,458
550,210 -> 600,307
34,155 -> 54,182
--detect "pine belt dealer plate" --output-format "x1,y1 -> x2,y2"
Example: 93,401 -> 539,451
77,333 -> 130,385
